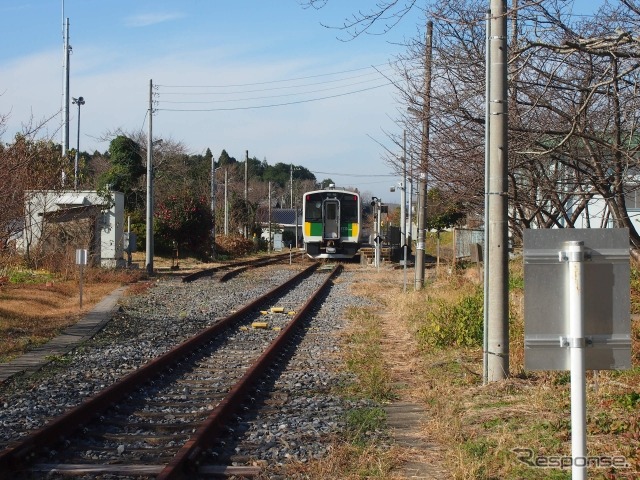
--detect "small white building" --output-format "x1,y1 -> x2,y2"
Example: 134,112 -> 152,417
19,190 -> 126,268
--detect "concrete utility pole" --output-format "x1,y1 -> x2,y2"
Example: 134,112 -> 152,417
402,130 -> 408,292
244,150 -> 249,238
487,0 -> 510,381
61,17 -> 71,186
224,168 -> 229,235
211,156 -> 217,259
268,181 -> 272,253
72,96 -> 85,190
414,20 -> 433,290
146,79 -> 154,276
483,10 -> 492,385
62,18 -> 70,156
290,164 -> 294,208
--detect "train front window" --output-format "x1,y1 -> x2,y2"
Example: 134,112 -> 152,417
305,196 -> 322,221
341,196 -> 358,222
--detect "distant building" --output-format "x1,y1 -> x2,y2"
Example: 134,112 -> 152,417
256,206 -> 302,248
18,190 -> 126,268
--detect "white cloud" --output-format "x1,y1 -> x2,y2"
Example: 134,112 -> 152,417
123,12 -> 186,28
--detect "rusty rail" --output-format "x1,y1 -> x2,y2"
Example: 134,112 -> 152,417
182,252 -> 299,283
157,263 -> 343,480
0,262 -> 320,477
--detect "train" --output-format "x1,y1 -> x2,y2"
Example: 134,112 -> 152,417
302,186 -> 362,259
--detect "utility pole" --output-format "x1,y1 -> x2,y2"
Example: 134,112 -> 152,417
402,130 -> 408,292
290,164 -> 294,208
268,182 -> 272,253
414,20 -> 433,290
224,168 -> 229,235
211,156 -> 217,259
62,17 -> 71,185
72,96 -> 85,190
487,0 -> 509,381
483,10 -> 492,385
145,79 -> 154,276
244,150 -> 249,238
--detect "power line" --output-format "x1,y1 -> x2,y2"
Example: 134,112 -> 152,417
311,170 -> 396,177
159,77 -> 387,104
156,63 -> 392,89
156,83 -> 391,112
157,68 -> 393,96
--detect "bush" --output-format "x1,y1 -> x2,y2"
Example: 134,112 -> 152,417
215,235 -> 256,257
417,287 -> 484,348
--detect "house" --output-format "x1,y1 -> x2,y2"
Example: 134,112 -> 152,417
256,206 -> 303,249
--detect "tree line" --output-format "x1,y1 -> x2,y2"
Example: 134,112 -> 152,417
0,124 -> 324,266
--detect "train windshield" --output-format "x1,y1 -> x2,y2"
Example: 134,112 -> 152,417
304,194 -> 323,221
340,195 -> 359,222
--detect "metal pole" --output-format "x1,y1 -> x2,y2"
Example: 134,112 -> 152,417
487,0 -> 509,381
414,20 -> 433,290
563,241 -> 587,479
145,79 -> 154,276
483,9 -> 492,385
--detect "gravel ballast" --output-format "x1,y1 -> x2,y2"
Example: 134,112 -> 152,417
0,264 -> 376,473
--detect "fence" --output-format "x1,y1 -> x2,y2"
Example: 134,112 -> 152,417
453,228 -> 484,260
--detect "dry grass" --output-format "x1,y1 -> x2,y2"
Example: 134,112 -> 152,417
280,441 -> 407,479
396,263 -> 640,479
0,267 -> 145,362
318,262 -> 640,479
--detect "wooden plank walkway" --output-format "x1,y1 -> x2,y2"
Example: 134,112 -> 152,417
0,286 -> 127,383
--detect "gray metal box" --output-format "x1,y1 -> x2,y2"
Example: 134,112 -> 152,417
523,229 -> 631,370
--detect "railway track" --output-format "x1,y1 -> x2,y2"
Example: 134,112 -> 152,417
0,262 -> 342,479
182,251 -> 303,283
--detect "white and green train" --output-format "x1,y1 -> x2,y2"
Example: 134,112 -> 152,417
302,186 -> 362,259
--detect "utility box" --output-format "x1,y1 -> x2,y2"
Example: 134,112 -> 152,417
523,228 -> 631,371
124,232 -> 137,253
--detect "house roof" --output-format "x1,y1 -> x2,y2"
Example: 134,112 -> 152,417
256,207 -> 300,226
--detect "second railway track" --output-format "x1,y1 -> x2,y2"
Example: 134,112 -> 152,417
0,261 -> 361,479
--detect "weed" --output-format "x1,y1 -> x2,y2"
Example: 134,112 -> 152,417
613,391 -> 640,409
345,407 -> 387,446
341,307 -> 395,402
416,287 -> 484,348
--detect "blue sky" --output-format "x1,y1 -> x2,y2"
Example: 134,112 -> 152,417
1,0 -> 424,201
0,0 -> 600,201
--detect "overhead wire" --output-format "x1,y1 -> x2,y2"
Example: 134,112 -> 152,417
156,62 -> 393,89
154,63 -> 397,112
156,83 -> 391,112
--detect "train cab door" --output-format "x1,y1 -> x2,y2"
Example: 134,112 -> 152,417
323,199 -> 340,240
